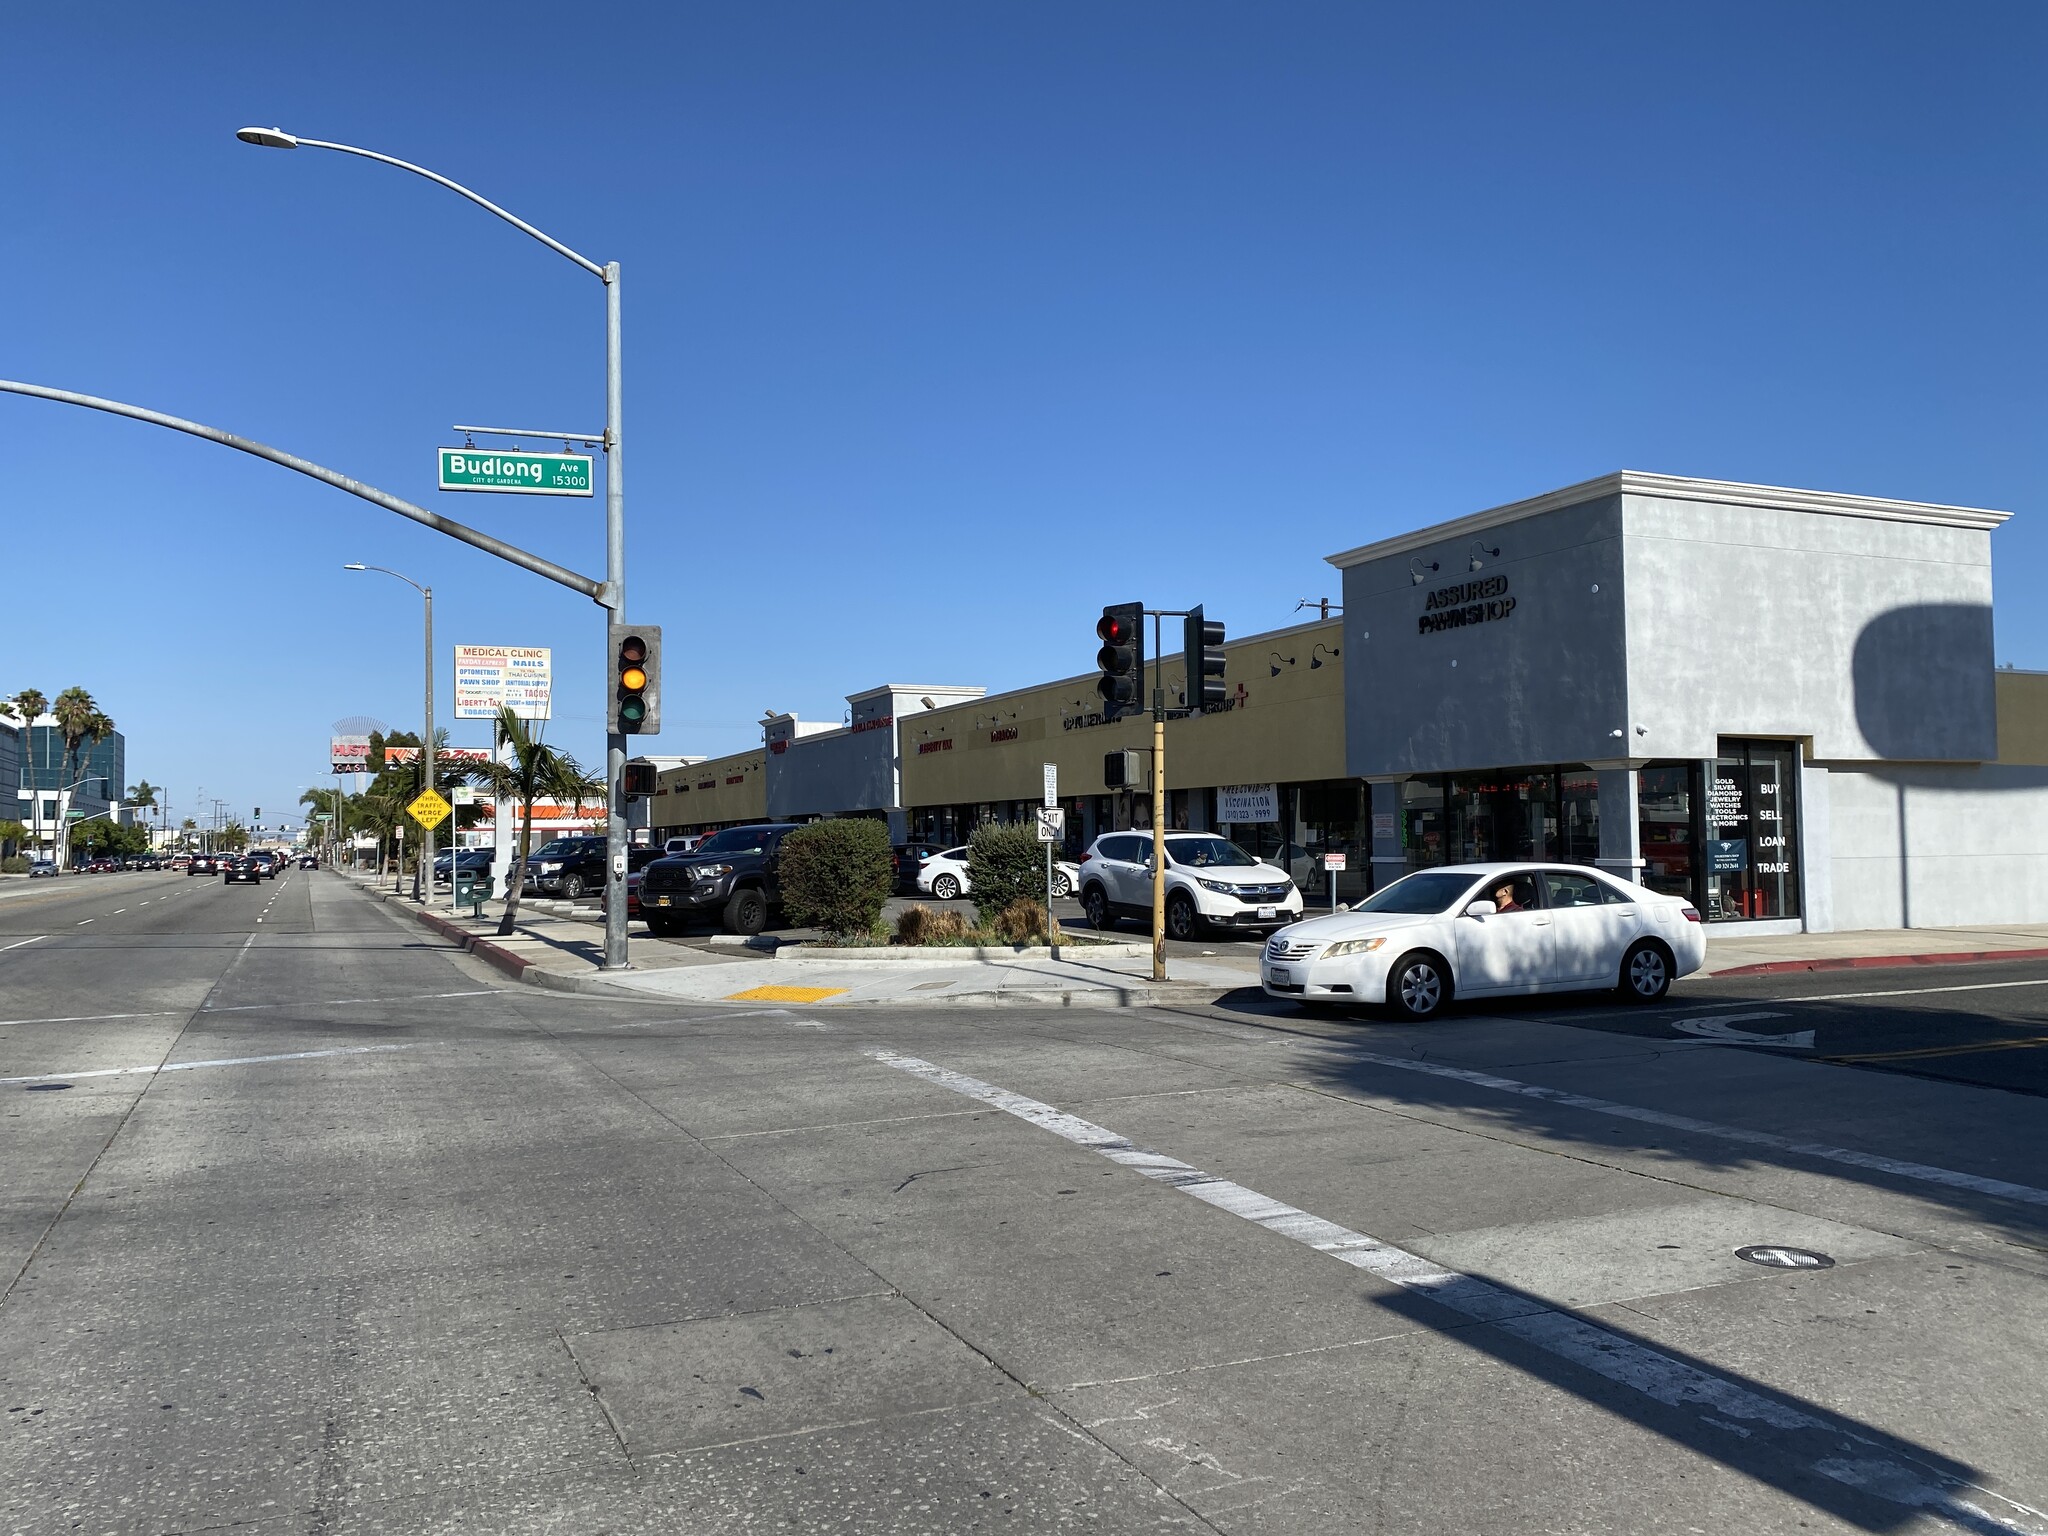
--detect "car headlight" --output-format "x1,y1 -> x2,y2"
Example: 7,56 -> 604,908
1321,936 -> 1388,958
696,863 -> 733,879
539,861 -> 562,872
1196,878 -> 1236,895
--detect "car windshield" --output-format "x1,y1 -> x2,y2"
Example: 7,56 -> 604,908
1164,836 -> 1258,869
1352,870 -> 1484,915
531,839 -> 579,857
694,826 -> 774,857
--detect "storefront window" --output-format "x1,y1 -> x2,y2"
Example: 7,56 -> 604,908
1707,740 -> 1801,921
1557,770 -> 1600,866
1638,763 -> 1699,905
1446,771 -> 1555,862
1300,781 -> 1368,904
1400,778 -> 1445,871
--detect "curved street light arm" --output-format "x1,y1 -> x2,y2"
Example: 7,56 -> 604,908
0,379 -> 605,603
289,137 -> 607,281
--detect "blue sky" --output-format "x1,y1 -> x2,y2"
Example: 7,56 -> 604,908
5,3 -> 2045,828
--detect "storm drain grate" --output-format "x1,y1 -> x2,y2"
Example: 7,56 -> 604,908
1735,1245 -> 1834,1270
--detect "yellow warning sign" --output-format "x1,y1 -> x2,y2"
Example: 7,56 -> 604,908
407,787 -> 453,829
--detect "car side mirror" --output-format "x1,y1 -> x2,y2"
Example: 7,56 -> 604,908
1464,899 -> 1498,918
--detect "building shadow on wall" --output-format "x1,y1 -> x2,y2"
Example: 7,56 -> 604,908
1852,604 -> 1998,929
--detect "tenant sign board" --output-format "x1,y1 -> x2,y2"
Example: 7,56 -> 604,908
1217,783 -> 1280,824
330,735 -> 371,774
438,448 -> 593,497
454,645 -> 553,720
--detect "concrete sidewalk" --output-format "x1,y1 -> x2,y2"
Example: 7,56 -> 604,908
347,874 -> 1250,1006
347,872 -> 2048,1004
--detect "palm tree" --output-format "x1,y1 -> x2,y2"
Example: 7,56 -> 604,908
461,707 -> 603,936
50,689 -> 112,870
6,690 -> 49,861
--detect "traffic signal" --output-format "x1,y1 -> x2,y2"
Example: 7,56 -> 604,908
622,762 -> 656,798
1183,605 -> 1226,710
1095,602 -> 1143,719
608,623 -> 662,734
1104,748 -> 1144,789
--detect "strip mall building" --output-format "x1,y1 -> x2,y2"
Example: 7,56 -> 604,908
655,472 -> 2048,932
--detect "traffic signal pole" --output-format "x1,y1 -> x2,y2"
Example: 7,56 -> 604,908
1151,627 -> 1167,984
602,261 -> 630,972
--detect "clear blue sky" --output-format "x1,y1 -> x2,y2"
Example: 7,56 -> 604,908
5,2 -> 2044,828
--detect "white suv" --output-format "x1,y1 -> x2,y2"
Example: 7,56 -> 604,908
1077,831 -> 1301,940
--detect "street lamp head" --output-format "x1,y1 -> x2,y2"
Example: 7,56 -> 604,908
343,562 -> 366,571
236,126 -> 300,149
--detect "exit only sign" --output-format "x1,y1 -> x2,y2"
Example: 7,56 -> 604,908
438,447 -> 594,497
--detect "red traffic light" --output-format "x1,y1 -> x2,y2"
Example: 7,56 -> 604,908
1096,612 -> 1132,645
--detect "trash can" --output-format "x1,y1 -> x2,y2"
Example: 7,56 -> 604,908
454,872 -> 495,917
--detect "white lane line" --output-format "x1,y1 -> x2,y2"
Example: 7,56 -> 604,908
0,988 -> 506,1028
76,918 -> 93,925
1,1043 -> 407,1087
1799,978 -> 2048,1004
112,909 -> 126,914
0,936 -> 47,952
869,1049 -> 2048,1535
1311,1049 -> 2048,1209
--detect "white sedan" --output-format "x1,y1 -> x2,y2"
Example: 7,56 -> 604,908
1261,862 -> 1704,1019
915,849 -> 1083,900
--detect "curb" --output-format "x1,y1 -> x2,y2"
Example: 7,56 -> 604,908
1711,945 -> 2048,977
354,878 -> 1248,1008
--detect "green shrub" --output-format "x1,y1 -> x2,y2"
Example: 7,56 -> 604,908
0,855 -> 28,875
779,819 -> 894,937
966,823 -> 1047,918
896,903 -> 972,945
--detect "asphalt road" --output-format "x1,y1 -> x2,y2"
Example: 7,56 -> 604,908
3,870 -> 2045,1533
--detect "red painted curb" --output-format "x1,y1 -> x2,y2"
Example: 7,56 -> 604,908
1713,946 -> 2048,978
411,905 -> 532,979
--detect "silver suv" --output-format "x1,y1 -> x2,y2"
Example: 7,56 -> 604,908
1076,831 -> 1302,941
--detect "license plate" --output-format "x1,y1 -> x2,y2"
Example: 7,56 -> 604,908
1257,906 -> 1277,920
1269,967 -> 1291,985
654,896 -> 672,907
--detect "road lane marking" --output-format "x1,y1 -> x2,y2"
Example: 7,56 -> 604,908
1667,1011 -> 1813,1049
1,1044 -> 407,1086
0,936 -> 46,951
1822,1035 -> 2048,1064
1298,1048 -> 2048,1209
1798,978 -> 2048,1003
112,909 -> 125,914
75,918 -> 93,925
0,989 -> 506,1028
869,1048 -> 2048,1535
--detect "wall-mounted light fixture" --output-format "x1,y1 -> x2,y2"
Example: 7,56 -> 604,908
919,696 -> 937,709
1409,556 -> 1439,586
1269,652 -> 1297,677
1310,642 -> 1340,669
1468,539 -> 1501,572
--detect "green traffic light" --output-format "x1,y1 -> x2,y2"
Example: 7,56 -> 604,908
620,697 -> 646,725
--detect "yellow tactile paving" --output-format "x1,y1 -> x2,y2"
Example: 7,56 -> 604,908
723,984 -> 850,1004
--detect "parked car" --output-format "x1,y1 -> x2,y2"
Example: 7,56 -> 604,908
892,841 -> 950,894
1260,862 -> 1706,1020
914,846 -> 973,901
522,836 -> 608,899
637,822 -> 804,937
1077,831 -> 1302,940
433,849 -> 495,884
600,846 -> 669,922
662,835 -> 704,857
223,855 -> 263,885
28,858 -> 57,878
1050,859 -> 1081,898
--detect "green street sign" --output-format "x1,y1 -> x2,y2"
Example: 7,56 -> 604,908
438,447 -> 594,498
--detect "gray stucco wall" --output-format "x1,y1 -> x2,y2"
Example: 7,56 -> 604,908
1823,764 -> 2048,928
765,729 -> 897,820
1620,495 -> 1997,763
1342,495 -> 1629,777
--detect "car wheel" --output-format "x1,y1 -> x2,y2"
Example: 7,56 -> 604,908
559,873 -> 586,900
1387,951 -> 1451,1020
932,873 -> 961,901
1050,870 -> 1072,898
1083,884 -> 1113,931
1165,891 -> 1198,942
723,886 -> 768,936
1619,940 -> 1673,1003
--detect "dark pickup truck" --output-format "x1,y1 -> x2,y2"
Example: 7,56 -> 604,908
637,822 -> 804,936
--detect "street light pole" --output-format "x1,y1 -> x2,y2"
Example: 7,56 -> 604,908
237,127 -> 631,969
345,564 -> 434,905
